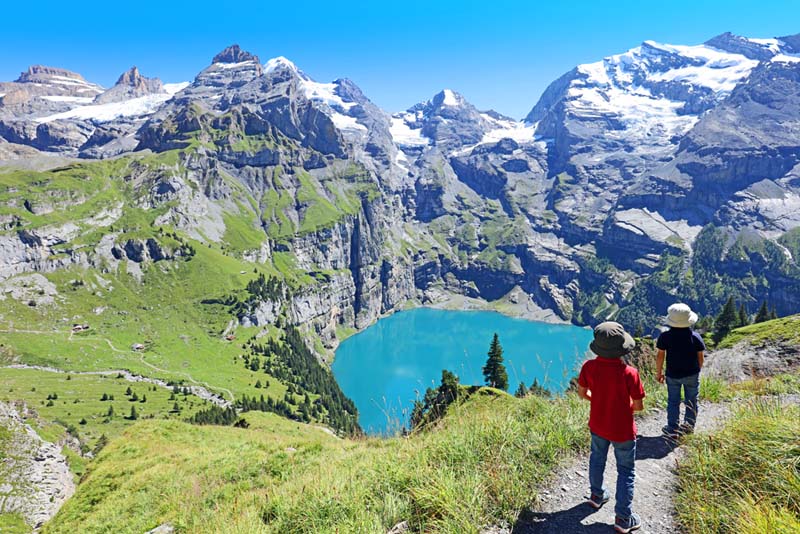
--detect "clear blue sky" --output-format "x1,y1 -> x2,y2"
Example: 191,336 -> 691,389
2,0 -> 798,118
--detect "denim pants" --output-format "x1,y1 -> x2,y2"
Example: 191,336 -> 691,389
666,373 -> 699,430
589,432 -> 636,519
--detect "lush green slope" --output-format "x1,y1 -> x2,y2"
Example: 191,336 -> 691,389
718,314 -> 800,348
43,391 -> 588,534
676,400 -> 800,534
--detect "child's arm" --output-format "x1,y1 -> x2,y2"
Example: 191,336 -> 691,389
697,351 -> 705,369
577,385 -> 591,401
655,349 -> 666,383
631,398 -> 644,412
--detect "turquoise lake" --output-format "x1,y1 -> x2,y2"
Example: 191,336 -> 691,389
332,308 -> 594,434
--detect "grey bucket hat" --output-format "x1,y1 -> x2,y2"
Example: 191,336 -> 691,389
590,321 -> 635,358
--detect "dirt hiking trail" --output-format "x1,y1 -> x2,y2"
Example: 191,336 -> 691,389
513,401 -> 730,533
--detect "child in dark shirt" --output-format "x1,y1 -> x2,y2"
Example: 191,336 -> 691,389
578,321 -> 645,533
655,303 -> 706,437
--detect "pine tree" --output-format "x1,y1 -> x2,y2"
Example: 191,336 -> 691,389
737,303 -> 749,327
125,386 -> 132,396
106,405 -> 114,418
528,378 -> 552,398
514,382 -> 527,398
100,393 -> 108,401
754,301 -> 770,324
483,333 -> 509,391
439,369 -> 459,403
770,306 -> 778,320
714,296 -> 738,343
129,406 -> 138,420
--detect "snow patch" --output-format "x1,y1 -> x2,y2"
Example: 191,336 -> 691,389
164,82 -> 190,95
771,54 -> 800,64
47,75 -> 103,92
442,89 -> 461,106
301,79 -> 356,110
649,61 -> 756,93
264,56 -> 300,74
394,149 -> 411,172
748,37 -> 783,53
329,112 -> 366,132
390,116 -> 429,146
213,60 -> 259,70
35,93 -> 174,123
480,114 -> 536,144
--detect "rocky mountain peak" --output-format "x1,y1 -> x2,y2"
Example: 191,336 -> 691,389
16,65 -> 87,83
94,66 -> 164,104
432,89 -> 466,108
778,33 -> 800,53
212,44 -> 259,65
704,32 -> 778,60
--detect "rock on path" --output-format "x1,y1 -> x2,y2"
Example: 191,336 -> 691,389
0,401 -> 75,531
508,401 -> 732,534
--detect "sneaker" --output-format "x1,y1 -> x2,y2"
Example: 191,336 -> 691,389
662,425 -> 680,439
679,423 -> 695,435
587,489 -> 609,509
614,513 -> 642,533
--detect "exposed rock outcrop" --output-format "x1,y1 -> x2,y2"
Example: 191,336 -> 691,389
0,401 -> 75,530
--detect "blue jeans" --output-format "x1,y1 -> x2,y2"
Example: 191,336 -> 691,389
589,432 -> 636,519
666,373 -> 699,430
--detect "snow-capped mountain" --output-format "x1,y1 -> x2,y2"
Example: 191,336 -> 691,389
2,34 -> 800,321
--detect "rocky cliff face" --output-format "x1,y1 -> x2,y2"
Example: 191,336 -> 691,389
2,35 -> 800,342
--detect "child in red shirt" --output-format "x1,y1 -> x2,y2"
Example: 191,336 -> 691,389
577,321 -> 645,533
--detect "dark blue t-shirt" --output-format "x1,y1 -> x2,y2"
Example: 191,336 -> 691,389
656,328 -> 706,378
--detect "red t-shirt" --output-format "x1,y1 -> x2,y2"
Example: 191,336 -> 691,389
578,357 -> 645,442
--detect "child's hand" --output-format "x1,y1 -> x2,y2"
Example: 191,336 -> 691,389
657,373 -> 665,384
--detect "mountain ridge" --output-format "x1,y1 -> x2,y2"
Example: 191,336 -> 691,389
1,33 -> 800,345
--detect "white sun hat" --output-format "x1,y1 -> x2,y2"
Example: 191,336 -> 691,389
665,303 -> 698,328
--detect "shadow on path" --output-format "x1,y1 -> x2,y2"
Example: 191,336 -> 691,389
514,503 -> 612,533
636,434 -> 677,461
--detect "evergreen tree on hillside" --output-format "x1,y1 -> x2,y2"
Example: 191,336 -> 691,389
528,378 -> 552,398
737,303 -> 749,328
128,406 -> 138,420
514,382 -> 527,398
754,301 -> 770,324
483,333 -> 509,391
770,306 -> 778,320
439,369 -> 460,404
714,296 -> 738,343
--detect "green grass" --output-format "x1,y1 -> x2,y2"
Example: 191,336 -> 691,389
675,399 -> 800,534
0,243 -> 293,403
222,206 -> 267,254
718,314 -> 800,348
43,390 -> 589,534
0,368 -> 212,451
0,513 -> 30,534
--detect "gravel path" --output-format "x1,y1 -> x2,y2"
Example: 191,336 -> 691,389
511,401 -> 732,534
